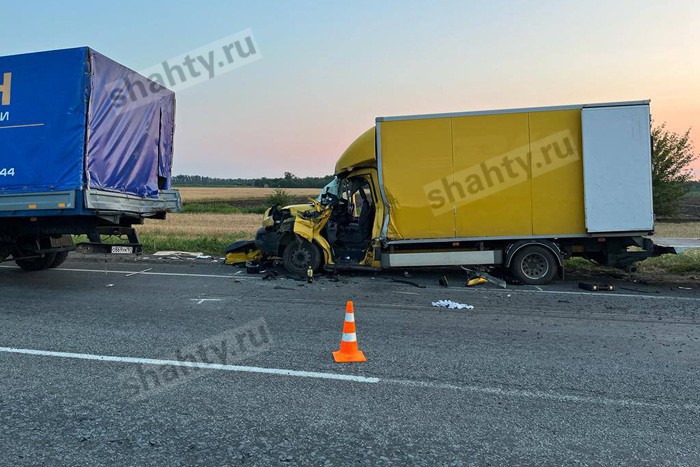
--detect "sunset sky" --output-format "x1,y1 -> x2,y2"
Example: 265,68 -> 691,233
3,0 -> 699,179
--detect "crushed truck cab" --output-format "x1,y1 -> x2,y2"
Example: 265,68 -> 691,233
256,101 -> 657,284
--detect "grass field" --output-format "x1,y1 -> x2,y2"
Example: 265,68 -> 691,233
678,192 -> 700,219
133,213 -> 262,254
653,222 -> 700,237
176,187 -> 319,202
128,187 -> 322,253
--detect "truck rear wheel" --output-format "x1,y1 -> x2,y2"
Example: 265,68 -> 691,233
282,238 -> 322,276
49,251 -> 70,268
509,245 -> 557,285
14,252 -> 57,271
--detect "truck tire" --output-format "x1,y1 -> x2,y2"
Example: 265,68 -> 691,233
509,245 -> 557,285
14,252 -> 57,272
282,238 -> 322,276
49,251 -> 70,268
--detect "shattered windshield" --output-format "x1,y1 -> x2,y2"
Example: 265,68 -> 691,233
317,177 -> 342,201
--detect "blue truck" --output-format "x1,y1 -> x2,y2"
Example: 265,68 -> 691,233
0,47 -> 181,270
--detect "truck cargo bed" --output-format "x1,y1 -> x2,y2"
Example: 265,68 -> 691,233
0,47 -> 176,206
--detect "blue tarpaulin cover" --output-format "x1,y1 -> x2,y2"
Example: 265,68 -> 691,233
0,47 -> 175,199
0,48 -> 89,194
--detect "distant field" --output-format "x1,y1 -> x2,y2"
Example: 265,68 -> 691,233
679,192 -> 700,219
138,213 -> 262,237
653,222 -> 700,238
134,212 -> 263,254
175,187 -> 319,202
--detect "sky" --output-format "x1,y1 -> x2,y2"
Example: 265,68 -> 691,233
2,0 -> 699,179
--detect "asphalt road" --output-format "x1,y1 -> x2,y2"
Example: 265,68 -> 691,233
1,256 -> 699,466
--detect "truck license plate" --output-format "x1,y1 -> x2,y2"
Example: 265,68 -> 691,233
111,246 -> 134,254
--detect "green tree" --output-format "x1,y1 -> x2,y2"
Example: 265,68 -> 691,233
651,124 -> 698,216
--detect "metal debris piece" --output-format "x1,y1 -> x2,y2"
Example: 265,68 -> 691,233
579,282 -> 615,292
391,278 -> 427,288
460,266 -> 507,288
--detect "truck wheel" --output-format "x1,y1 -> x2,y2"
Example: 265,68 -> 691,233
49,251 -> 70,268
509,245 -> 557,285
282,239 -> 322,276
14,253 -> 57,272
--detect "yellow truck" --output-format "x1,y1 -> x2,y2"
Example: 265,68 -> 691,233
253,100 -> 655,284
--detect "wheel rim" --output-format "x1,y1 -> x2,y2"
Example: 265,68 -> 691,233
289,245 -> 312,270
521,252 -> 549,280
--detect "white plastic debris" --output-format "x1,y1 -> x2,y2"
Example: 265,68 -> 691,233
431,299 -> 474,310
153,251 -> 204,257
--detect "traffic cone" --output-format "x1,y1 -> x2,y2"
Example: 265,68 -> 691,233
333,301 -> 366,363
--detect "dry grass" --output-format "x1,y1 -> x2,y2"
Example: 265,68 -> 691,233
176,187 -> 319,202
653,222 -> 700,238
137,213 -> 262,238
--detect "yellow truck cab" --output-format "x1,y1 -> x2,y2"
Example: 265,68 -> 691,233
255,101 -> 656,284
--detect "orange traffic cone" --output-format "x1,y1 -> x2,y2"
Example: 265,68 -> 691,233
333,301 -> 367,363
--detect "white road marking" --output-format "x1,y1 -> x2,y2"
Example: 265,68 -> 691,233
0,347 -> 379,384
516,288 -> 700,302
394,291 -> 419,295
190,298 -> 223,304
447,286 -> 700,302
0,265 -> 254,280
1,346 -> 697,412
535,286 -> 544,291
385,378 -> 700,412
125,268 -> 153,277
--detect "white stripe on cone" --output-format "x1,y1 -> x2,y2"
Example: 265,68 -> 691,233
344,313 -> 355,322
341,332 -> 357,342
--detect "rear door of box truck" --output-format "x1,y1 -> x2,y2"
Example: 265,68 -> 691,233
581,103 -> 653,233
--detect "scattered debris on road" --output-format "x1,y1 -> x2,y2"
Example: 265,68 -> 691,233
153,251 -> 205,258
578,282 -> 615,292
461,267 -> 507,288
224,240 -> 262,265
391,278 -> 427,288
466,277 -> 489,287
431,300 -> 474,310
